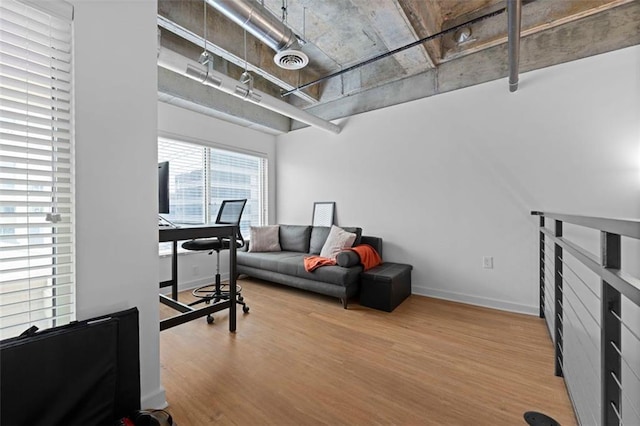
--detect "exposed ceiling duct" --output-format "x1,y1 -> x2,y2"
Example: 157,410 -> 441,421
507,0 -> 522,92
157,47 -> 340,134
205,0 -> 308,70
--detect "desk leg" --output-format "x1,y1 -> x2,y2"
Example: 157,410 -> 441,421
171,240 -> 178,300
229,232 -> 237,332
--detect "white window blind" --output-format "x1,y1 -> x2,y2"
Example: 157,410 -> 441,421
209,147 -> 267,239
158,138 -> 268,239
0,0 -> 74,339
158,139 -> 205,225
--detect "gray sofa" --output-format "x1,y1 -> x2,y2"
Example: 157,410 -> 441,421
237,225 -> 382,308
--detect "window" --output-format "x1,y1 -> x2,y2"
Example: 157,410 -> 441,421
0,0 -> 74,339
158,138 -> 268,239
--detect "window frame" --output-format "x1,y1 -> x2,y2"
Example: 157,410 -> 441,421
157,135 -> 269,254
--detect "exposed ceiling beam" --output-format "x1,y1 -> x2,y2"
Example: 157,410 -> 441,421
351,0 -> 434,71
396,0 -> 444,63
441,0 -> 634,62
293,0 -> 640,127
159,67 -> 289,135
158,47 -> 341,134
281,6 -> 508,99
157,0 -> 639,132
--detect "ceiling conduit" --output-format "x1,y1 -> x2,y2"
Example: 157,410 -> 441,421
204,0 -> 302,52
507,0 -> 522,92
158,47 -> 341,134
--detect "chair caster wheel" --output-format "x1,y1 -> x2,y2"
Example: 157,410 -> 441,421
243,305 -> 250,313
206,315 -> 214,324
238,295 -> 244,302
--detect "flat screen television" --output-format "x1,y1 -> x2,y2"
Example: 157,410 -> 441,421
158,161 -> 170,214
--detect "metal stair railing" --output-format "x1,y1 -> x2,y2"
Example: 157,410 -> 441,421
531,211 -> 640,426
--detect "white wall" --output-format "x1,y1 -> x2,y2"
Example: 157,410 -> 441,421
72,2 -> 277,408
72,0 -> 163,408
157,102 -> 277,288
276,45 -> 640,315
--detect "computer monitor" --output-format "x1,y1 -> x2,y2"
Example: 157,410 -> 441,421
158,161 -> 169,214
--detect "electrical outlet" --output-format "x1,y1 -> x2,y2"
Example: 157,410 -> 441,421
482,256 -> 493,269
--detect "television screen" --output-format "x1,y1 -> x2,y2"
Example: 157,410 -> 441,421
158,161 -> 169,214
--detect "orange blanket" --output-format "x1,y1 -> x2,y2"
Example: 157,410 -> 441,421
304,255 -> 336,272
350,244 -> 382,271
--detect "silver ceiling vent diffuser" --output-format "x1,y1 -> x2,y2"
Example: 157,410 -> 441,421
274,49 -> 309,70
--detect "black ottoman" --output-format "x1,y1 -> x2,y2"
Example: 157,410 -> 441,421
359,262 -> 412,312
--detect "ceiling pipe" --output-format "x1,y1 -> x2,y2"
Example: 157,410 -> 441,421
507,0 -> 522,92
204,0 -> 302,52
157,47 -> 341,134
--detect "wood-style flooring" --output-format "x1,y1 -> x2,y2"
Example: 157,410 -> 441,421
159,278 -> 576,425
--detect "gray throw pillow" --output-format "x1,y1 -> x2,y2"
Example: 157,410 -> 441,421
279,225 -> 312,252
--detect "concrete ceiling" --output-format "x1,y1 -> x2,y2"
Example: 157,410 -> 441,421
157,0 -> 640,134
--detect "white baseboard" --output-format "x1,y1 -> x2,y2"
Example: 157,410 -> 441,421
166,276 -> 537,315
412,284 -> 538,316
141,386 -> 167,410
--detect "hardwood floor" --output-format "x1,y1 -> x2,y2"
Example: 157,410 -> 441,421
159,278 -> 576,425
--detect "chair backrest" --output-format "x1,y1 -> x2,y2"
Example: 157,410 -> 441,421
215,199 -> 247,246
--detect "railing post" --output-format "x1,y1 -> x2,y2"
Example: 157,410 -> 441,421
601,231 -> 621,426
539,215 -> 545,318
554,220 -> 563,377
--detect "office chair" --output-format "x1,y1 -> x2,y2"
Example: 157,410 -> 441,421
181,199 -> 249,324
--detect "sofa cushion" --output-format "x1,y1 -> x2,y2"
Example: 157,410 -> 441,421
309,226 -> 331,255
279,225 -> 311,252
237,251 -> 302,273
248,225 -> 281,252
320,225 -> 357,260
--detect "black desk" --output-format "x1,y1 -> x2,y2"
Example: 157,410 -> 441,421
159,225 -> 237,332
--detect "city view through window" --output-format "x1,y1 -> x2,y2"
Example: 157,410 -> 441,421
158,138 -> 268,241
